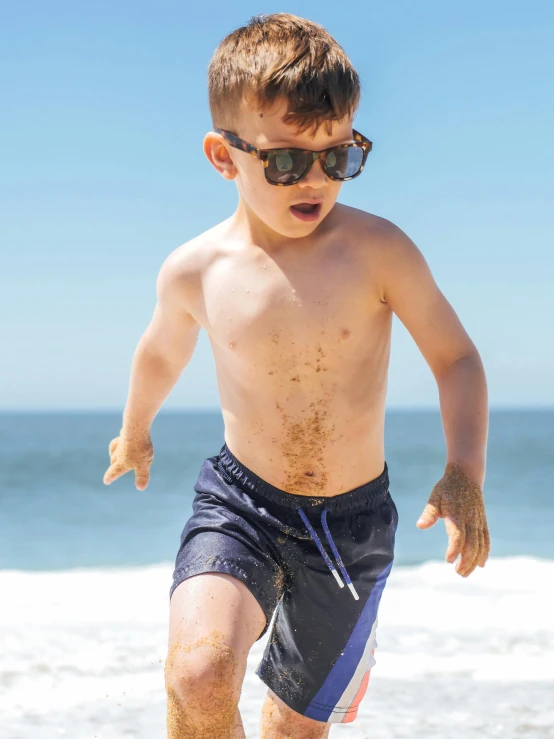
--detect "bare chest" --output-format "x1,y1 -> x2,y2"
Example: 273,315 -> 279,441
196,243 -> 376,369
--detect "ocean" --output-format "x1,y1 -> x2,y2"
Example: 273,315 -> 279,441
1,409 -> 553,738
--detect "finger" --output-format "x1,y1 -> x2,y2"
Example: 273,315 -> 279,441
474,524 -> 488,569
135,467 -> 150,490
444,516 -> 466,560
417,503 -> 440,528
472,512 -> 487,569
109,438 -> 119,463
456,526 -> 480,576
478,522 -> 491,567
445,522 -> 466,564
472,528 -> 484,570
103,463 -> 126,485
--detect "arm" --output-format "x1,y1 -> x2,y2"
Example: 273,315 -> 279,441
121,254 -> 201,435
379,227 -> 488,485
376,221 -> 490,576
103,251 -> 200,489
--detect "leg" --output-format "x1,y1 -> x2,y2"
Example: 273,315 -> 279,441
256,492 -> 397,728
165,571 -> 266,739
260,689 -> 331,739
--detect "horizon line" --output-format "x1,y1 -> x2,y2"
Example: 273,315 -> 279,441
1,405 -> 553,414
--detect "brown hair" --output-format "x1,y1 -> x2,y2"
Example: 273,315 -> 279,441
208,13 -> 361,135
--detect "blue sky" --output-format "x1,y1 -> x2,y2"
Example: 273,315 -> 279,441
1,0 -> 553,410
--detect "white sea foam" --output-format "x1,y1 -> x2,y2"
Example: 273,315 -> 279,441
1,557 -> 553,738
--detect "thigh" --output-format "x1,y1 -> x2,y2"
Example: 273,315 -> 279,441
169,486 -> 286,640
166,573 -> 266,738
257,495 -> 398,724
261,689 -> 331,739
168,571 -> 266,668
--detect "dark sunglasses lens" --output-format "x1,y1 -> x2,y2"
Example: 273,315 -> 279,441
325,147 -> 364,179
266,150 -> 308,184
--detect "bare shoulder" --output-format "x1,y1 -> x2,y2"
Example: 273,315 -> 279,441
337,204 -> 427,273
162,221 -> 228,279
156,221 -> 229,310
336,203 -> 417,254
333,204 -> 430,302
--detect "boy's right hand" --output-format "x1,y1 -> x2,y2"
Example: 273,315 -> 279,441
103,430 -> 154,491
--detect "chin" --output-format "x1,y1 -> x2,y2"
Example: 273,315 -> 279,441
278,222 -> 320,239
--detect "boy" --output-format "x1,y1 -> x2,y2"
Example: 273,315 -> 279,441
103,12 -> 490,739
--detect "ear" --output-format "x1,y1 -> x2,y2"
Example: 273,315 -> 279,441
203,132 -> 237,181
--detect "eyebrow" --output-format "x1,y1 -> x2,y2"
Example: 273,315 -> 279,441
263,136 -> 354,149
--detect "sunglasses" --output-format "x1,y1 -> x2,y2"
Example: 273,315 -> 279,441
215,128 -> 373,186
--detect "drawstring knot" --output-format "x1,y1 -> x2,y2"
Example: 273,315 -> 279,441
297,507 -> 359,600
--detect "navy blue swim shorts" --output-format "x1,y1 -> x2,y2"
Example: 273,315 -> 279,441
170,443 -> 398,724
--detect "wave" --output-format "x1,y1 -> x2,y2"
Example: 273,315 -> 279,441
2,557 -> 553,738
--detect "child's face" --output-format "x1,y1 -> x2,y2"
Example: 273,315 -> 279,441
206,97 -> 355,241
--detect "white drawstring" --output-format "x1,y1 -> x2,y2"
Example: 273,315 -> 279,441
297,507 -> 359,600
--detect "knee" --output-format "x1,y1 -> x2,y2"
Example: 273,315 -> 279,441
164,634 -> 240,706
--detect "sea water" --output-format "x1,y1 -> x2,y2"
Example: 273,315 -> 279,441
1,410 -> 553,737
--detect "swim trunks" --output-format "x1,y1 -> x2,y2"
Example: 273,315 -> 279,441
170,442 -> 398,724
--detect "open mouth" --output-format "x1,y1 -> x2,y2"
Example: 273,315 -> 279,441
290,202 -> 322,221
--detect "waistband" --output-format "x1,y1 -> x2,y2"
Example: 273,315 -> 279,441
217,443 -> 390,515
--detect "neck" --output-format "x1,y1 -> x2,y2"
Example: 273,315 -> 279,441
230,196 -> 333,253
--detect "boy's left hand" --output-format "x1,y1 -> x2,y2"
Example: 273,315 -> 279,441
416,464 -> 490,577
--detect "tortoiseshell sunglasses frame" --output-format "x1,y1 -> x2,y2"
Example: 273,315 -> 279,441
215,128 -> 373,186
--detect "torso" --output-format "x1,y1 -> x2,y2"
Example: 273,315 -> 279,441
180,203 -> 393,496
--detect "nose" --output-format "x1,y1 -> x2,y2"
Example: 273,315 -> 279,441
298,156 -> 328,189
